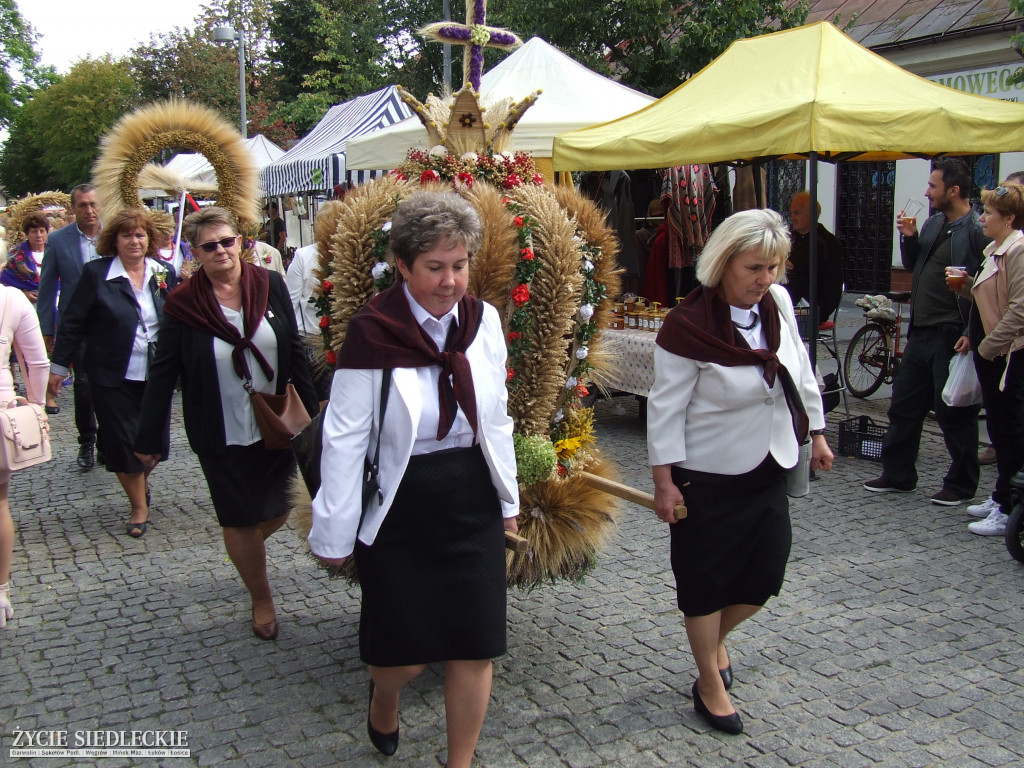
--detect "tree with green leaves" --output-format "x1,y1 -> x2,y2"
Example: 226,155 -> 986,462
0,102 -> 62,196
125,28 -> 241,126
24,58 -> 137,188
0,0 -> 57,129
1011,2 -> 1024,85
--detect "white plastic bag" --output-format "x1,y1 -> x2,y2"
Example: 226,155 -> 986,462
941,353 -> 983,407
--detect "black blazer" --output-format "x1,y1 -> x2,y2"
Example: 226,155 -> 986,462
135,270 -> 318,457
50,257 -> 179,387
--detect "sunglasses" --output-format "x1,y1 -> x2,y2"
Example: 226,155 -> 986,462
996,186 -> 1011,197
197,235 -> 239,253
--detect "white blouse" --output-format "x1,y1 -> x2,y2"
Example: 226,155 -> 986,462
213,306 -> 280,446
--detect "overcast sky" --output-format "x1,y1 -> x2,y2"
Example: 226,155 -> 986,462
22,0 -> 210,74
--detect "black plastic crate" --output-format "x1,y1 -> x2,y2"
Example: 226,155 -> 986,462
793,306 -> 811,339
837,416 -> 886,461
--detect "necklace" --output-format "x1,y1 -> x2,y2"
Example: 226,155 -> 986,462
733,314 -> 759,331
213,284 -> 241,301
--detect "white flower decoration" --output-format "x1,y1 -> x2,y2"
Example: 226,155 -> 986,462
429,145 -> 447,157
371,262 -> 391,280
565,376 -> 577,389
583,260 -> 595,273
579,303 -> 594,320
461,151 -> 479,162
381,221 -> 392,232
576,346 -> 589,360
553,409 -> 564,423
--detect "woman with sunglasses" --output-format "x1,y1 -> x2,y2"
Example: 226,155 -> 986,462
48,207 -> 178,537
134,206 -> 317,640
947,182 -> 1024,537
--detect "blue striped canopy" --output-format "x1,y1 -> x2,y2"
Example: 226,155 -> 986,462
259,86 -> 413,196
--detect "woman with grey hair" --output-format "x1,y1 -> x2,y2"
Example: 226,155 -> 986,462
308,191 -> 519,766
648,208 -> 833,734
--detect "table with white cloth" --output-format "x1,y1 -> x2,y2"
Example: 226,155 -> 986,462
597,328 -> 659,397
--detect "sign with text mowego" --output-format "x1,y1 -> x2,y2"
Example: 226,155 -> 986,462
927,64 -> 1024,102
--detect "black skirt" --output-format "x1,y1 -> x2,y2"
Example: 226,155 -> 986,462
91,380 -> 168,473
355,445 -> 506,667
669,456 -> 791,617
198,442 -> 296,527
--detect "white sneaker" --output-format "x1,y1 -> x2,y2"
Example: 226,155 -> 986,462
967,509 -> 1009,536
966,497 -> 1000,518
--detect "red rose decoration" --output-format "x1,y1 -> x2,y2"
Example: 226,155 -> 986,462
520,248 -> 534,261
508,331 -> 521,341
319,316 -> 330,328
532,173 -> 544,186
513,216 -> 524,227
506,368 -> 515,382
501,197 -> 513,205
420,169 -> 440,183
556,464 -> 568,477
455,172 -> 474,188
511,284 -> 530,307
322,280 -> 333,291
504,174 -> 523,189
15,254 -> 24,262
264,255 -> 272,264
325,349 -> 337,366
390,169 -> 408,180
575,385 -> 589,398
159,281 -> 167,290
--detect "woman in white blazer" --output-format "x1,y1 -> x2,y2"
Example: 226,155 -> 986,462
308,191 -> 519,768
648,209 -> 834,735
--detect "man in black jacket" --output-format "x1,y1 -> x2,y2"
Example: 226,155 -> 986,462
785,190 -> 844,322
864,159 -> 989,506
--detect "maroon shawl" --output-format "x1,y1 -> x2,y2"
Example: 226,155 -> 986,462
163,261 -> 273,382
656,285 -> 808,444
336,283 -> 483,440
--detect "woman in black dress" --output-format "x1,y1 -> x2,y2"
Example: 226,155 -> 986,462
135,206 -> 317,640
648,209 -> 834,734
48,207 -> 177,537
308,191 -> 520,767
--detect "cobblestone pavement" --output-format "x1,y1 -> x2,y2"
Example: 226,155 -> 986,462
2,382 -> 1022,767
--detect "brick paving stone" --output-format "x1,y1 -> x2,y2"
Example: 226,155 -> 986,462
2,377 -> 1023,766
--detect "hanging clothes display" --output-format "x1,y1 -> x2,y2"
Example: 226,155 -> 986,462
653,164 -> 717,303
579,171 -> 638,288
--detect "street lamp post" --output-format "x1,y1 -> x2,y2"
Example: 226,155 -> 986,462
213,25 -> 247,138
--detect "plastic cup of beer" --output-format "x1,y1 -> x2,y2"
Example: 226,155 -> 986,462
946,266 -> 967,291
899,199 -> 925,225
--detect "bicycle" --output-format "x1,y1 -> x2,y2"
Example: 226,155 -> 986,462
843,290 -> 912,398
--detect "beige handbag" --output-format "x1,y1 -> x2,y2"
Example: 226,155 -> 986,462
0,290 -> 51,471
0,397 -> 50,471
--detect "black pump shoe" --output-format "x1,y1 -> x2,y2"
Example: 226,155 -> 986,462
367,680 -> 399,756
719,665 -> 733,690
692,680 -> 743,735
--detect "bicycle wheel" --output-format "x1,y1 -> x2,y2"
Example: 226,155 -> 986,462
1005,502 -> 1024,564
844,323 -> 890,398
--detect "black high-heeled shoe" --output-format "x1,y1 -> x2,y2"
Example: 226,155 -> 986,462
367,680 -> 399,756
692,680 -> 743,735
719,664 -> 733,690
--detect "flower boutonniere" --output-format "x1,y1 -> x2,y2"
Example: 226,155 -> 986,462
152,266 -> 169,296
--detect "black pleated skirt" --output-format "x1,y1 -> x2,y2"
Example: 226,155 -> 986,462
355,445 -> 506,667
92,380 -> 168,473
198,442 -> 296,528
669,455 -> 791,617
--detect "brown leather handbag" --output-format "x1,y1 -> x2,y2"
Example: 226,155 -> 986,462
247,381 -> 311,450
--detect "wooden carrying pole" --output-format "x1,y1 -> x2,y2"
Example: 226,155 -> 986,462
579,471 -> 687,520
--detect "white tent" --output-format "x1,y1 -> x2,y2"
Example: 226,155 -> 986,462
163,134 -> 284,189
259,86 -> 413,196
345,38 -> 655,170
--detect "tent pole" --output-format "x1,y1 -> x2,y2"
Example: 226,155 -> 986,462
808,152 -> 819,374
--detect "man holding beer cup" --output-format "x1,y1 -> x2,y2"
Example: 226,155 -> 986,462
863,159 -> 989,506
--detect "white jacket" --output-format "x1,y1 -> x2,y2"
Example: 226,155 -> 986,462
308,302 -> 519,559
647,285 -> 825,474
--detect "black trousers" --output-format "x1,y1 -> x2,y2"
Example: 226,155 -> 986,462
72,344 -> 98,447
974,349 -> 1024,511
881,324 -> 979,496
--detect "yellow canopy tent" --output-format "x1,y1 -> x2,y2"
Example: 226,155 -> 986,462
552,21 -> 1024,169
554,20 -> 1024,370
